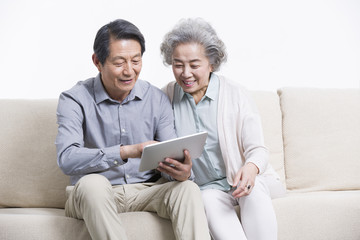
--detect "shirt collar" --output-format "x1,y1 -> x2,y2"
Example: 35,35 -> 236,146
94,73 -> 110,104
205,73 -> 218,101
94,73 -> 144,104
180,73 -> 218,101
125,79 -> 144,103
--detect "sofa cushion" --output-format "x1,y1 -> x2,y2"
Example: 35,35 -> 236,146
0,208 -> 175,240
0,100 -> 69,208
251,91 -> 285,184
278,88 -> 360,191
273,191 -> 360,240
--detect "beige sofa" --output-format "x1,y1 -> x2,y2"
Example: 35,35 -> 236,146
1,88 -> 359,240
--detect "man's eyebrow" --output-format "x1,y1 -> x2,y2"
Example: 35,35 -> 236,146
131,53 -> 142,58
111,56 -> 125,61
111,53 -> 142,61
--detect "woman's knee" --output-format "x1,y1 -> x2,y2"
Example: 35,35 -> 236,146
201,189 -> 219,206
201,189 -> 230,210
238,178 -> 272,207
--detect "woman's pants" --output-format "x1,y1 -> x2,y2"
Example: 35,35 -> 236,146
201,175 -> 285,240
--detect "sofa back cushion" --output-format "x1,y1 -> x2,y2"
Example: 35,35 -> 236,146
278,88 -> 360,192
0,99 -> 69,208
251,91 -> 285,185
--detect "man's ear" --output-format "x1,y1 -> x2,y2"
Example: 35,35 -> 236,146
92,54 -> 102,72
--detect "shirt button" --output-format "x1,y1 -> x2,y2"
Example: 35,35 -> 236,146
114,160 -> 118,165
126,174 -> 130,179
121,128 -> 126,133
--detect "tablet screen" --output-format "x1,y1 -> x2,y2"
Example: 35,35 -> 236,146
138,131 -> 208,172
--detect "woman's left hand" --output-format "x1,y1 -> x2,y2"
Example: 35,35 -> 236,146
232,163 -> 259,198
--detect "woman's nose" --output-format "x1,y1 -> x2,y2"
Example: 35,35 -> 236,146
182,66 -> 192,77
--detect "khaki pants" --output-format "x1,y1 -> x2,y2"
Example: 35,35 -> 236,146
65,174 -> 210,240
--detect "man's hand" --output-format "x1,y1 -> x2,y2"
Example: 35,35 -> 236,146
120,141 -> 157,160
157,149 -> 192,181
232,162 -> 259,198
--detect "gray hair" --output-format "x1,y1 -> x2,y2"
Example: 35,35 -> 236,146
160,18 -> 227,72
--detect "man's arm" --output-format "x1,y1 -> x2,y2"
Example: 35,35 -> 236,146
55,93 -> 124,176
55,92 -> 156,176
120,141 -> 157,160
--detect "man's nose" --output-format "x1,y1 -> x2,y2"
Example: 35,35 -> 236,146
123,62 -> 134,76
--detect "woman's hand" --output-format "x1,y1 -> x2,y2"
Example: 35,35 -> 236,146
232,162 -> 259,198
157,149 -> 192,181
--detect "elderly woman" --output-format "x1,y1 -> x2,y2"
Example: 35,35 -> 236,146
157,18 -> 286,240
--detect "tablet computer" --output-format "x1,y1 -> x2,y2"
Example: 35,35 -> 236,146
138,131 -> 208,172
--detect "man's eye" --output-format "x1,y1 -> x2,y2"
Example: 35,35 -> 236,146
174,65 -> 183,68
191,65 -> 200,69
114,62 -> 124,67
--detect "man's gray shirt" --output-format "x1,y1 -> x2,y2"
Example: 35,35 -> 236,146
55,74 -> 176,185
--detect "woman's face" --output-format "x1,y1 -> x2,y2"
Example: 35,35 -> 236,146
172,43 -> 213,101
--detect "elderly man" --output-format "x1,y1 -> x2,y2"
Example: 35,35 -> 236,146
55,19 -> 210,240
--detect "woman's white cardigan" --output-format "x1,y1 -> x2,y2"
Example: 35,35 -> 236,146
163,75 -> 279,186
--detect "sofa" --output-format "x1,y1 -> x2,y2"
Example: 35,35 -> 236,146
0,87 -> 359,240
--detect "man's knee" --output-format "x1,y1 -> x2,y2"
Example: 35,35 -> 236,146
167,180 -> 202,203
73,174 -> 112,201
177,180 -> 201,194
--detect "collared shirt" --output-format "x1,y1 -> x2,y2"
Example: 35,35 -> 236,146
55,74 -> 176,185
172,74 -> 230,191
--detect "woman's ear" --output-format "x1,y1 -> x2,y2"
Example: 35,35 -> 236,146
92,54 -> 102,72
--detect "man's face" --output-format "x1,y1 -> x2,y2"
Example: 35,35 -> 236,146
93,38 -> 142,102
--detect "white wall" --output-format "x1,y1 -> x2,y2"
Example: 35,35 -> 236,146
1,0 -> 359,99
